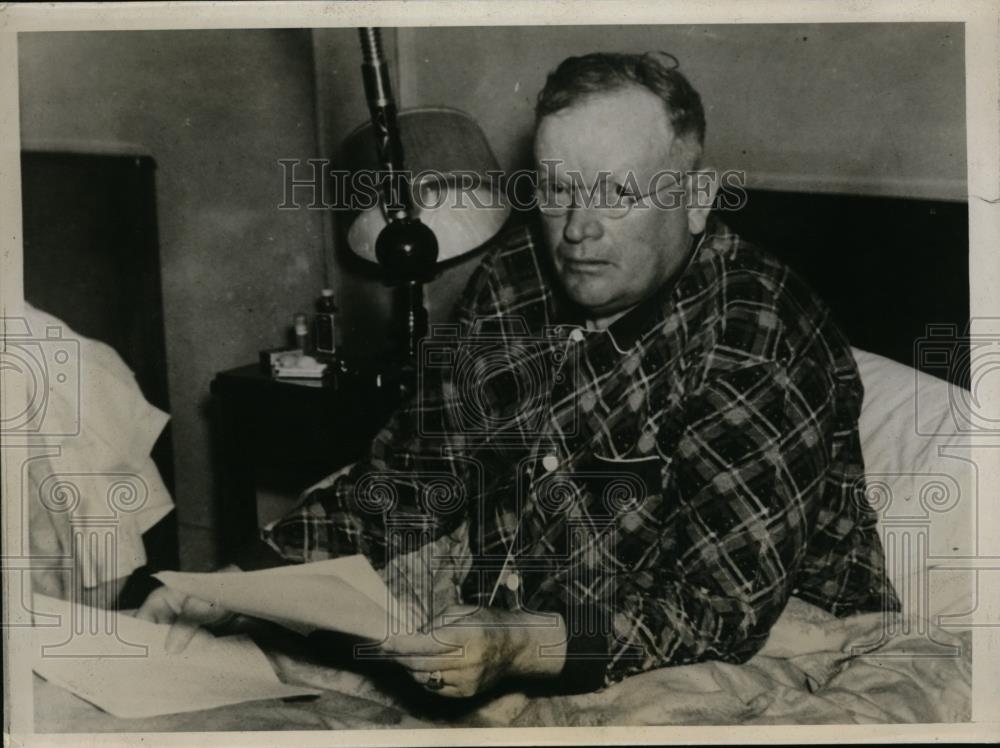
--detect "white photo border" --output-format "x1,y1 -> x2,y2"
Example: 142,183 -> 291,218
2,1 -> 998,745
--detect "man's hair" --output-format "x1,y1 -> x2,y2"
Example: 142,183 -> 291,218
535,52 -> 706,168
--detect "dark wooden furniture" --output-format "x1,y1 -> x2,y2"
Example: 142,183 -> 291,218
210,363 -> 399,560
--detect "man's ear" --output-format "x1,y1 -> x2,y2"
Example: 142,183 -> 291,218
685,167 -> 719,235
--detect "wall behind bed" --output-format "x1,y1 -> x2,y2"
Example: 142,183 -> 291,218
394,23 -> 966,199
18,30 -> 328,559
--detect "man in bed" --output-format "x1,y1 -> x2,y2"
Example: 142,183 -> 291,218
140,51 -> 898,698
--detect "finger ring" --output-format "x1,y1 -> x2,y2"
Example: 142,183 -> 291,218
425,670 -> 445,691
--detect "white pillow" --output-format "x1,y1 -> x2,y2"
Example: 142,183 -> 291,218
853,347 -> 976,621
25,303 -> 170,464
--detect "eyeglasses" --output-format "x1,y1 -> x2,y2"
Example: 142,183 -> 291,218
534,173 -> 686,220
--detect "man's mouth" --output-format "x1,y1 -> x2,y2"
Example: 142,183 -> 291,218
560,256 -> 613,273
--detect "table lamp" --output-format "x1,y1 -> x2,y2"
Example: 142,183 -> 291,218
348,28 -> 509,365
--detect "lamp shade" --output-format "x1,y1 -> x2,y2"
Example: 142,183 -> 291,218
342,107 -> 510,264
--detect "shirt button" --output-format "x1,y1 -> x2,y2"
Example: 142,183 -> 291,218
542,454 -> 559,472
569,328 -> 585,342
505,571 -> 521,592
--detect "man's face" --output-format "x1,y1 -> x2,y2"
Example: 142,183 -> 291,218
533,86 -> 705,323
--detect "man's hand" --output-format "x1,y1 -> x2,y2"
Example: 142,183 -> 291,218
379,605 -> 567,698
135,580 -> 236,654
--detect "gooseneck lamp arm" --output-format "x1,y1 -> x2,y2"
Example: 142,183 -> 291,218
357,27 -> 439,365
358,27 -> 409,222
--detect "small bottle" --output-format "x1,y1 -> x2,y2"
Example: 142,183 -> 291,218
293,312 -> 310,353
314,288 -> 338,358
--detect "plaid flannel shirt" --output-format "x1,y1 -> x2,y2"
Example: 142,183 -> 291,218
255,213 -> 898,693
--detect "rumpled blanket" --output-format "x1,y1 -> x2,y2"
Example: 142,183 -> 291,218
33,597 -> 970,732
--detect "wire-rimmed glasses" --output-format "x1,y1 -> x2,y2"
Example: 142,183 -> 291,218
534,171 -> 686,220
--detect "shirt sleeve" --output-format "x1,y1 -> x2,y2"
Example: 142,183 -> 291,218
257,361 -> 476,569
534,354 -> 864,691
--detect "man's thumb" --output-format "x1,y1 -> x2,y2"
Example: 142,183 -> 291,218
164,619 -> 200,654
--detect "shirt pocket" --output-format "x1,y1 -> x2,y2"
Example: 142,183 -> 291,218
575,453 -> 667,567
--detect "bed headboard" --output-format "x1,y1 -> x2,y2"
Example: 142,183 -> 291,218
20,149 -> 177,570
720,188 -> 970,386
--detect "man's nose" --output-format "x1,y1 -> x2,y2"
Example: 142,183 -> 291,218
562,204 -> 605,243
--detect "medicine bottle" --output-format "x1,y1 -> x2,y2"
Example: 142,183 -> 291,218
293,313 -> 310,352
315,288 -> 339,357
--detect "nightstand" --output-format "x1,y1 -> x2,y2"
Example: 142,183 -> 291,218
210,362 -> 401,561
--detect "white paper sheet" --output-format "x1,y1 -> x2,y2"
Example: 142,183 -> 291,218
30,593 -> 319,719
154,555 -> 404,640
